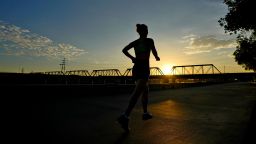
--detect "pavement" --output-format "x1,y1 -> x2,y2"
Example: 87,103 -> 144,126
4,82 -> 256,144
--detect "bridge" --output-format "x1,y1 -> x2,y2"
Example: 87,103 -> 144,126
40,64 -> 255,83
43,64 -> 223,77
1,64 -> 255,85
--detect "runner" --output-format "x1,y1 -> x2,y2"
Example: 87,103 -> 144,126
117,24 -> 160,132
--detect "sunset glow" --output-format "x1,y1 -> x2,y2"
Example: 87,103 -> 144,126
161,64 -> 174,75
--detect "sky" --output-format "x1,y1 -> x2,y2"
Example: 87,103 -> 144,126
0,0 -> 250,74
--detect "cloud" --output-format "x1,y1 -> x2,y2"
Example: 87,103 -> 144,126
182,34 -> 237,55
0,20 -> 86,59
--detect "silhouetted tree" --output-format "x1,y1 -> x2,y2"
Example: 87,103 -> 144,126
219,0 -> 256,71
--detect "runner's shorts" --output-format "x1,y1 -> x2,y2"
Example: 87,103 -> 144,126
132,61 -> 150,80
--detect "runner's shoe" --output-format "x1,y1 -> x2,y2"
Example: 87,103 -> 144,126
117,114 -> 130,132
142,112 -> 153,120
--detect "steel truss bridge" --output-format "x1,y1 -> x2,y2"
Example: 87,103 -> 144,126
38,64 -> 256,84
1,64 -> 255,85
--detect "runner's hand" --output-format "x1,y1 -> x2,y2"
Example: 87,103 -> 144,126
131,57 -> 136,63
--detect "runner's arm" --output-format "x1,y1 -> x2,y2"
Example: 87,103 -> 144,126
122,42 -> 136,62
151,40 -> 160,61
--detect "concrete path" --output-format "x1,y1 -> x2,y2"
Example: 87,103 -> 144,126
6,82 -> 256,144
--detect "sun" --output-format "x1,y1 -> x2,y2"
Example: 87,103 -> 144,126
161,64 -> 173,75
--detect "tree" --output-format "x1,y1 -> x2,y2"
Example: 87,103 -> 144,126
219,0 -> 256,71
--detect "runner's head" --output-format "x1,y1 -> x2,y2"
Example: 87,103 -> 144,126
136,24 -> 148,38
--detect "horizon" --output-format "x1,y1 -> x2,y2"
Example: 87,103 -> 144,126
0,0 -> 253,74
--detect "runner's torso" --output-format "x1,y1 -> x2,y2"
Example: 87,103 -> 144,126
133,38 -> 153,62
130,38 -> 154,80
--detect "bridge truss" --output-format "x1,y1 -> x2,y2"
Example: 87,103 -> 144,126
172,64 -> 221,75
66,70 -> 91,76
22,63 -> 255,85
43,64 -> 222,77
44,71 -> 65,75
123,67 -> 164,76
91,69 -> 122,76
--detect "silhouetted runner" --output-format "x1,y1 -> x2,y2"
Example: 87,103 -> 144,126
117,24 -> 160,132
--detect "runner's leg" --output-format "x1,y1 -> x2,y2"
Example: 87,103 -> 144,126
124,79 -> 147,117
141,83 -> 149,113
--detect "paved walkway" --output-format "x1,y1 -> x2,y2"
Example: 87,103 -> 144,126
6,82 -> 256,144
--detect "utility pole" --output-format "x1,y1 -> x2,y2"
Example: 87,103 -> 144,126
60,57 -> 66,74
